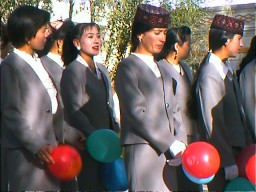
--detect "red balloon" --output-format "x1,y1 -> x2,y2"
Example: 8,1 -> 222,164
236,144 -> 256,178
245,154 -> 256,185
182,142 -> 220,178
48,145 -> 82,181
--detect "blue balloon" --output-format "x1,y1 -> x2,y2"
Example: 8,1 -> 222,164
86,129 -> 123,163
100,157 -> 128,191
182,166 -> 214,184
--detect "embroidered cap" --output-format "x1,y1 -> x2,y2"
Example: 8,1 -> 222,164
134,4 -> 170,28
210,14 -> 244,36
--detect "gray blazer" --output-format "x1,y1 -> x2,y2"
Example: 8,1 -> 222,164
239,58 -> 256,141
60,60 -> 119,137
115,54 -> 185,154
195,54 -> 248,167
41,56 -> 84,145
1,52 -> 63,190
158,60 -> 198,144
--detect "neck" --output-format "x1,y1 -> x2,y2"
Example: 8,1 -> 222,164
213,48 -> 229,62
18,45 -> 34,56
165,54 -> 179,65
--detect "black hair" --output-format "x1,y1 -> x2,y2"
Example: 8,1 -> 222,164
38,19 -> 74,57
131,21 -> 152,52
1,21 -> 10,49
237,36 -> 256,78
7,5 -> 50,48
209,28 -> 235,52
157,26 -> 191,60
62,22 -> 100,66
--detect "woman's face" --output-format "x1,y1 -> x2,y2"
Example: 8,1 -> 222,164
138,28 -> 167,55
77,26 -> 102,57
178,35 -> 192,60
29,24 -> 49,51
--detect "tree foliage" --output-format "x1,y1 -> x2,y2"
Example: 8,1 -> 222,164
1,0 -> 52,23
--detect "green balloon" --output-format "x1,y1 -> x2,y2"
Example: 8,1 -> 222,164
225,177 -> 256,191
86,129 -> 123,163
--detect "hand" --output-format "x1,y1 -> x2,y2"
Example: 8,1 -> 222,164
75,135 -> 86,150
36,144 -> 55,164
169,140 -> 186,157
167,152 -> 182,166
224,164 -> 239,180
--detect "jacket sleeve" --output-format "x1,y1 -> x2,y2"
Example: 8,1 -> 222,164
60,68 -> 95,136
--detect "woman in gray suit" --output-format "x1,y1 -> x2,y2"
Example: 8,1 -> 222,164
115,4 -> 187,191
60,23 -> 119,191
237,36 -> 256,142
190,15 -> 252,190
39,19 -> 86,191
157,26 -> 202,191
1,5 -> 64,191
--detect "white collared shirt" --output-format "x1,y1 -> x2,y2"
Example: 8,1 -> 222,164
76,54 -> 101,79
14,48 -> 58,114
47,52 -> 64,68
209,53 -> 228,80
132,53 -> 161,77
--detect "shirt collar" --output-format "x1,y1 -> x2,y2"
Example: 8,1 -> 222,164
13,48 -> 40,64
209,53 -> 228,80
76,54 -> 101,79
47,52 -> 64,68
132,53 -> 161,77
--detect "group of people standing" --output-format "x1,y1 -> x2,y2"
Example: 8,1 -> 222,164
0,3 -> 255,192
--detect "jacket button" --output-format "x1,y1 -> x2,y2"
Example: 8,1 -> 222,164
107,101 -> 110,105
165,103 -> 169,108
46,108 -> 51,113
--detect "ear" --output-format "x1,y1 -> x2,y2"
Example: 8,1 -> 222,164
225,38 -> 231,46
73,39 -> 80,49
174,42 -> 179,52
57,39 -> 63,47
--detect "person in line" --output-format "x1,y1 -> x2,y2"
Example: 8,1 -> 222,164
1,5 -> 64,190
157,26 -> 202,191
39,19 -> 85,191
0,21 -> 12,62
0,20 -> 12,192
190,14 -> 252,190
237,36 -> 256,142
60,22 -> 119,191
115,4 -> 187,191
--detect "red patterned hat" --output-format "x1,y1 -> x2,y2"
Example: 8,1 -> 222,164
134,4 -> 170,28
210,14 -> 244,36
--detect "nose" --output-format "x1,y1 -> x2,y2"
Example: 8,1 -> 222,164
240,39 -> 244,47
160,33 -> 166,42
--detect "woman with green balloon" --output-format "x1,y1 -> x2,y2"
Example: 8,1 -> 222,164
61,23 -> 120,191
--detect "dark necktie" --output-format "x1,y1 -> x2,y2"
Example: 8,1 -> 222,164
227,70 -> 251,144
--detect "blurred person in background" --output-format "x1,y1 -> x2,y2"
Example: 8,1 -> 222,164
157,26 -> 202,191
237,35 -> 256,142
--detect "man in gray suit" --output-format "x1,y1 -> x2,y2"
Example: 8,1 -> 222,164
192,14 -> 252,190
1,6 -> 64,191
